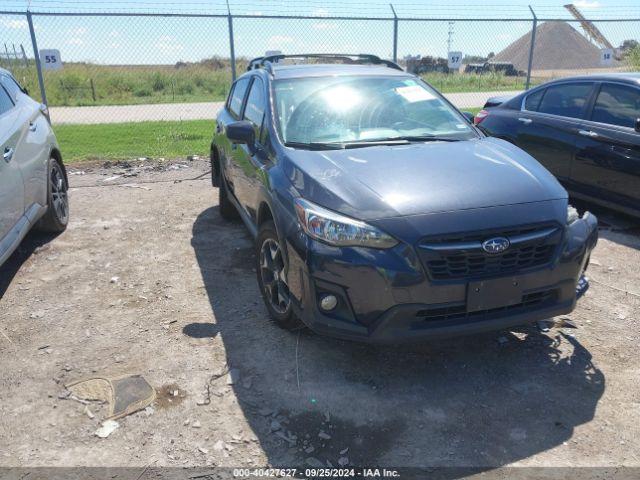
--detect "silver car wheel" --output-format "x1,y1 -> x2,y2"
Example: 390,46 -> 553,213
50,161 -> 69,224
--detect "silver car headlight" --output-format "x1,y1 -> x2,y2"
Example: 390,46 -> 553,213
567,205 -> 580,224
294,198 -> 397,249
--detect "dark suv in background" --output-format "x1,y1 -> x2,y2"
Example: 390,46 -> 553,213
210,54 -> 597,343
475,74 -> 640,218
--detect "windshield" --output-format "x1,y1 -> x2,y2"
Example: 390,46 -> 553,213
273,75 -> 477,147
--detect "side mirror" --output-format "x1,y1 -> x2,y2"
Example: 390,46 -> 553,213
226,121 -> 255,148
461,111 -> 475,123
635,118 -> 640,133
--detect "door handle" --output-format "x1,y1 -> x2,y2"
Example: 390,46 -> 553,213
29,122 -> 37,132
518,118 -> 532,125
3,147 -> 14,162
578,130 -> 598,138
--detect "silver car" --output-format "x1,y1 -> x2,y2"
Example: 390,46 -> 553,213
0,68 -> 69,266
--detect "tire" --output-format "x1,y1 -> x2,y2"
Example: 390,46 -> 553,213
256,220 -> 302,330
218,175 -> 239,220
37,158 -> 69,233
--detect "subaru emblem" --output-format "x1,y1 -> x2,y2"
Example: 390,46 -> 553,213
482,237 -> 510,254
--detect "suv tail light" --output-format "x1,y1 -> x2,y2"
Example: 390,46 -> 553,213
474,109 -> 489,125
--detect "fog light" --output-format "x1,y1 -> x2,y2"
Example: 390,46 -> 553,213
319,294 -> 338,311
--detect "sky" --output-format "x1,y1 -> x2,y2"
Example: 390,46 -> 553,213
1,0 -> 639,65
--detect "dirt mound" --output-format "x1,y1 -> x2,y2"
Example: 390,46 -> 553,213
492,21 -> 618,71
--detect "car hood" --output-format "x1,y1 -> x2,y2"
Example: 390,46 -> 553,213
283,137 -> 567,221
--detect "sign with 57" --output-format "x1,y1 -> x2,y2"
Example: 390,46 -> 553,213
448,51 -> 463,70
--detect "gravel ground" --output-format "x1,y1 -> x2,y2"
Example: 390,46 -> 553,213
0,160 -> 639,475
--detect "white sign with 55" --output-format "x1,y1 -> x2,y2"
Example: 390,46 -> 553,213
40,49 -> 62,71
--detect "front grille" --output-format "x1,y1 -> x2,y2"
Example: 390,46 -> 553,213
418,223 -> 561,281
415,288 -> 558,323
423,224 -> 550,245
426,243 -> 556,280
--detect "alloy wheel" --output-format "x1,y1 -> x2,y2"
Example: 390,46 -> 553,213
51,162 -> 69,224
259,238 -> 290,314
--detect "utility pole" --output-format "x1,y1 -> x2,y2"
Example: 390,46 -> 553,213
226,0 -> 236,81
525,5 -> 537,90
27,10 -> 48,106
390,4 -> 398,63
447,21 -> 455,55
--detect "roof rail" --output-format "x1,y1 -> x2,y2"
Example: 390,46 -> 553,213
247,54 -> 403,73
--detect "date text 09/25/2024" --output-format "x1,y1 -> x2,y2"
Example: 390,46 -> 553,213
232,468 -> 400,478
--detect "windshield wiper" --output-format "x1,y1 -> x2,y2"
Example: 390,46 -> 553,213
285,135 -> 461,151
334,136 -> 463,147
337,139 -> 412,148
285,140 -> 409,150
384,135 -> 461,142
284,141 -> 346,150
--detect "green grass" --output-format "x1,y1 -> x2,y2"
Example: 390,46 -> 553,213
464,107 -> 482,115
12,62 -> 233,107
8,60 -> 537,108
421,72 -> 538,93
55,112 -> 485,163
54,120 -> 213,163
627,45 -> 640,70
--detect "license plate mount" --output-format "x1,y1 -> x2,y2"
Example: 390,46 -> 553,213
466,277 -> 523,312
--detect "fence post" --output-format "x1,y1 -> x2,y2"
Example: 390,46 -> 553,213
226,0 -> 237,81
27,11 -> 48,106
390,4 -> 398,63
525,5 -> 537,90
20,44 -> 29,68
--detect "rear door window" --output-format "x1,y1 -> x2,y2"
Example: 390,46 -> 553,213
229,77 -> 250,118
524,88 -> 545,111
590,83 -> 640,129
537,83 -> 593,119
0,86 -> 14,116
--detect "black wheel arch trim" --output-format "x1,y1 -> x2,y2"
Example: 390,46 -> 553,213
49,147 -> 68,183
210,144 -> 221,187
254,187 -> 294,273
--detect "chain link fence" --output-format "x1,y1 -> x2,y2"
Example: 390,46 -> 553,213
0,13 -> 39,96
1,8 -> 638,125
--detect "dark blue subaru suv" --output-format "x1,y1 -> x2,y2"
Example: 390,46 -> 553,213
210,54 -> 598,343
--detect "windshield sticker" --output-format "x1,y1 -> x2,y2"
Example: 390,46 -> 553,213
395,85 -> 435,103
456,124 -> 467,129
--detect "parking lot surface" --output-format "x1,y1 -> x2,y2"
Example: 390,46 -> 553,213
0,160 -> 639,471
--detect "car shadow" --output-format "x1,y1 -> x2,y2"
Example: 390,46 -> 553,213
190,206 -> 605,472
0,231 -> 59,300
572,198 -> 640,251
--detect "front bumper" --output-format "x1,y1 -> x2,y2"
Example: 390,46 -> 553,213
284,208 -> 598,344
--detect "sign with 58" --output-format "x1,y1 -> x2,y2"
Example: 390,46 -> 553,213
600,48 -> 614,66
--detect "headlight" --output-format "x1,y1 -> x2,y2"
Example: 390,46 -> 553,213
294,198 -> 397,249
567,205 -> 580,224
